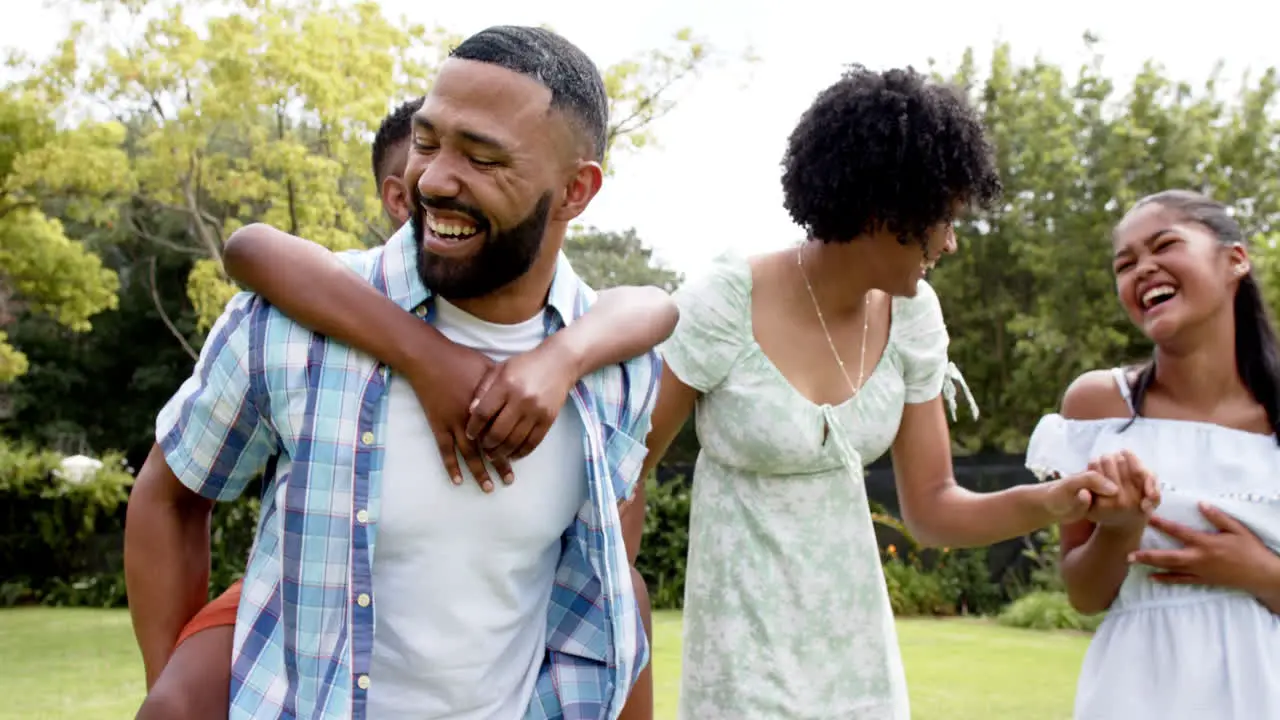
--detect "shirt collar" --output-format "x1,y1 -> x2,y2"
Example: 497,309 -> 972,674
379,221 -> 584,327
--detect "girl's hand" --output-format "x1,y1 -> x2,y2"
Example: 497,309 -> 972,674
1129,503 -> 1280,605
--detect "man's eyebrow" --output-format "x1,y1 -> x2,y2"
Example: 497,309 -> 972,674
412,115 -> 510,154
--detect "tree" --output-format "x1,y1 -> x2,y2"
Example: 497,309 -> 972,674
927,37 -> 1280,452
0,83 -> 130,382
39,0 -> 722,333
563,227 -> 681,291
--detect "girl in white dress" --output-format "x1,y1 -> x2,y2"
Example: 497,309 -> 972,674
1025,190 -> 1280,720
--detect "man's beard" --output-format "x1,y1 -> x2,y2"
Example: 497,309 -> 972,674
412,192 -> 552,300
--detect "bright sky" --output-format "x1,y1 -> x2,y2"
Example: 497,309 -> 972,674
6,0 -> 1280,278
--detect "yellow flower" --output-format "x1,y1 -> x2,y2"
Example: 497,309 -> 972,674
887,544 -> 897,557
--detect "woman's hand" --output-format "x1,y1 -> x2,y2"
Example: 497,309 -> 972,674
1037,467 -> 1120,524
1085,450 -> 1160,530
1129,503 -> 1280,608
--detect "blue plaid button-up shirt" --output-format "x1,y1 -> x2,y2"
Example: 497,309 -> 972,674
157,224 -> 659,720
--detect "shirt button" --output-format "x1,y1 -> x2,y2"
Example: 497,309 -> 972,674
357,675 -> 370,690
357,593 -> 371,607
361,431 -> 375,445
356,509 -> 369,524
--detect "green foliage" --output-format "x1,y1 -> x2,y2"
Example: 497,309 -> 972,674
0,442 -> 134,607
928,39 -> 1280,452
883,557 -> 954,617
0,86 -> 127,380
31,0 -> 722,332
635,475 -> 691,610
563,227 -> 682,292
882,545 -> 1006,617
998,591 -> 1104,632
209,493 -> 260,597
997,525 -> 1106,632
2,225 -> 199,465
1011,524 -> 1067,595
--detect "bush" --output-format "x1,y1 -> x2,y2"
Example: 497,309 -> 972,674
881,544 -> 1005,617
0,442 -> 135,607
1006,525 -> 1066,595
208,493 -> 260,597
998,590 -> 1104,632
883,555 -> 955,616
635,474 -> 691,610
932,547 -> 1005,616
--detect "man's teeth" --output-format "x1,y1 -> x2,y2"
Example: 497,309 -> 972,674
425,216 -> 477,237
1141,285 -> 1177,308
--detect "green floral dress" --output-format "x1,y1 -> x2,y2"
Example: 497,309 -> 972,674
661,253 -> 974,720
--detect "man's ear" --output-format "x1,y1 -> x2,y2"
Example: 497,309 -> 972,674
381,176 -> 411,229
552,161 -> 603,223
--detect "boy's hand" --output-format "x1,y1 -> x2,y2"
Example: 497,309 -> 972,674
406,339 -> 513,493
466,339 -> 579,462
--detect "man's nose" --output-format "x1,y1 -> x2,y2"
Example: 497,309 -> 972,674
415,153 -> 463,199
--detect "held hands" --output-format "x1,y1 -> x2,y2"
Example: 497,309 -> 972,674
1038,450 -> 1159,525
1083,450 -> 1160,530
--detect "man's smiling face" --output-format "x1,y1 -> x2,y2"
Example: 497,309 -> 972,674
404,58 -> 563,300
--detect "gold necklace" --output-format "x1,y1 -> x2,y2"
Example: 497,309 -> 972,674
797,245 -> 870,399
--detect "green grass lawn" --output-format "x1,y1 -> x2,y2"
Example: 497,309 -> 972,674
0,608 -> 1089,719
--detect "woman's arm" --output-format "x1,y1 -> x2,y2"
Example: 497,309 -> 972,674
889,392 -> 1119,549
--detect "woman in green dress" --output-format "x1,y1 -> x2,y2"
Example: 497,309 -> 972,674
635,65 -> 1121,719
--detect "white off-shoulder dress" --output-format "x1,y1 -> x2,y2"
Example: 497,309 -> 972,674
1025,368 -> 1280,720
662,253 -> 976,720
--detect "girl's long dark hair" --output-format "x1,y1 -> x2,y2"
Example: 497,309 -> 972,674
1124,190 -> 1280,444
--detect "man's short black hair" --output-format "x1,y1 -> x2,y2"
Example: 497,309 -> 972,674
450,25 -> 609,164
781,65 -> 1002,246
371,96 -> 423,183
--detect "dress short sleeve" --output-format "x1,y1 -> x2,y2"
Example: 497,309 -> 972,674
894,280 -> 953,403
661,254 -> 752,393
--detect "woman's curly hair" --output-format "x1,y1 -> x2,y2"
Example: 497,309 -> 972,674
781,64 -> 1002,247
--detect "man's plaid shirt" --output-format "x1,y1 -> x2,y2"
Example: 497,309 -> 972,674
157,224 -> 659,719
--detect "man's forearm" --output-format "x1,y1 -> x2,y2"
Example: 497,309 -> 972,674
554,286 -> 678,378
124,464 -> 215,688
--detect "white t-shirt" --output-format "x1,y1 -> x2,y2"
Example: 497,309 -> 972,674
366,298 -> 588,719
